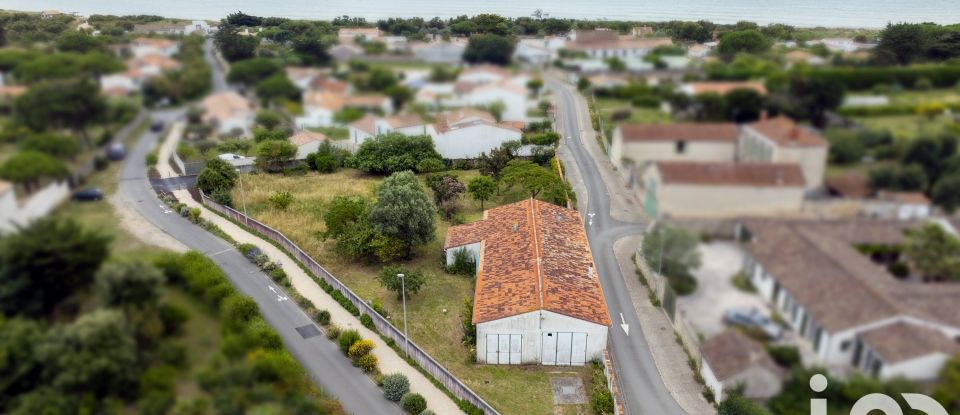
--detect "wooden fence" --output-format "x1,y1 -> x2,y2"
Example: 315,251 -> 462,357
200,194 -> 501,415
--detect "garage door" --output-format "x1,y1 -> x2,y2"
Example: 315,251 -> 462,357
542,332 -> 588,366
485,334 -> 521,364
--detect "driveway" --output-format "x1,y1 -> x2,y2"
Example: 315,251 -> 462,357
679,241 -> 769,338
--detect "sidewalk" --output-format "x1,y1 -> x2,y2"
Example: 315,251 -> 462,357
155,122 -> 185,178
173,189 -> 464,415
613,236 -> 716,415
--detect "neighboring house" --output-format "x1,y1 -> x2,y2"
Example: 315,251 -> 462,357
809,38 -> 876,53
285,67 -> 326,91
0,85 -> 27,104
0,180 -> 70,235
432,109 -> 522,159
289,130 -> 328,160
739,116 -> 829,191
295,91 -> 392,128
609,122 -> 740,183
40,10 -> 62,19
842,95 -> 890,108
458,65 -> 512,85
444,199 -> 611,365
132,22 -> 186,35
687,43 -> 712,58
347,114 -> 433,148
784,50 -> 827,67
409,40 -> 466,64
330,43 -> 364,61
130,37 -> 180,58
514,39 -> 557,64
202,91 -> 255,137
700,331 -> 785,402
415,79 -> 528,123
641,161 -> 806,218
865,191 -> 932,220
183,20 -> 212,35
679,81 -> 768,96
381,36 -> 408,52
738,219 -> 960,380
565,29 -> 673,59
100,54 -> 182,96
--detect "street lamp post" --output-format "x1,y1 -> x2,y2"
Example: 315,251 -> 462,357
398,273 -> 408,356
237,168 -> 249,225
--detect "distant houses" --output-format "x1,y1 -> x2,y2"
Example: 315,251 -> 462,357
414,64 -> 531,124
565,29 -> 674,59
100,38 -> 182,96
202,91 -> 256,137
444,199 -> 610,365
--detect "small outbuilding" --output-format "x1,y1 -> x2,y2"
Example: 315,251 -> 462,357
700,331 -> 785,402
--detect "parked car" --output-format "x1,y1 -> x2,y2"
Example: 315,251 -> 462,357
72,187 -> 104,201
723,307 -> 783,340
150,120 -> 165,132
106,143 -> 126,161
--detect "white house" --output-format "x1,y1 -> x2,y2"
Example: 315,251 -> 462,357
432,109 -> 522,159
457,65 -> 512,85
202,92 -> 255,137
565,30 -> 673,59
739,116 -> 829,191
347,114 -> 434,148
739,219 -> 960,381
130,37 -> 180,58
444,199 -> 611,365
337,27 -> 382,43
700,331 -> 784,402
679,81 -> 768,97
409,40 -> 466,64
460,82 -> 528,123
514,39 -> 557,64
864,191 -> 932,220
641,161 -> 806,218
288,130 -> 328,160
295,91 -> 392,129
0,180 -> 70,235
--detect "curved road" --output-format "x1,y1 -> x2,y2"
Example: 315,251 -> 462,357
549,79 -> 688,415
115,40 -> 403,415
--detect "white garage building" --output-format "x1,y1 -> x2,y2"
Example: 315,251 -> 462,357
444,199 -> 611,365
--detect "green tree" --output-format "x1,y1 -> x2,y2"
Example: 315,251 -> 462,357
875,23 -> 930,65
934,355 -> 960,412
467,175 -> 496,209
478,143 -> 517,180
95,260 -> 165,309
256,74 -> 300,103
932,174 -> 960,213
724,88 -> 765,122
640,226 -> 702,295
825,129 -> 865,165
377,265 -> 425,300
19,132 -> 81,160
904,223 -> 960,282
255,109 -> 286,130
323,196 -> 370,239
36,309 -> 139,397
214,24 -> 259,61
693,92 -> 727,121
0,317 -> 45,393
13,79 -> 106,147
55,31 -> 102,53
226,57 -> 282,86
788,75 -> 845,128
368,171 -> 435,257
348,133 -> 442,175
463,34 -> 514,65
500,160 -> 564,199
526,78 -> 543,97
717,30 -> 772,60
256,140 -> 297,172
196,157 -> 238,194
718,392 -> 771,415
0,217 -> 110,317
606,56 -> 626,72
0,151 -> 69,193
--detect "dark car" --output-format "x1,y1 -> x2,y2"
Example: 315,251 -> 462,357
723,307 -> 783,340
72,187 -> 104,202
150,120 -> 165,132
106,143 -> 126,161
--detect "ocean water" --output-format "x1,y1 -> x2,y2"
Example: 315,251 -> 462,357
2,0 -> 958,28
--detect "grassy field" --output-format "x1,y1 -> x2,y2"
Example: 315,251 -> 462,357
231,169 -> 592,415
885,88 -> 960,106
595,98 -> 672,125
853,113 -> 959,140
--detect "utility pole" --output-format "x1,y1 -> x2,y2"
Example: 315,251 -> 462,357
238,169 -> 249,225
398,273 -> 409,356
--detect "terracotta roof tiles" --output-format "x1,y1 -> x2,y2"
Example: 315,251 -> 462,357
747,116 -> 828,147
619,122 -> 739,143
653,161 -> 806,188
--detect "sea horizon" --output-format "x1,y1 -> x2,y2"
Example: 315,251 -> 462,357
3,0 -> 959,28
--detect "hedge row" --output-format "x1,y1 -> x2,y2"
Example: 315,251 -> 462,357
805,65 -> 960,91
838,101 -> 960,117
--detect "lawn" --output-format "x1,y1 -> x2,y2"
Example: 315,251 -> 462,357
595,98 -> 672,125
885,88 -> 960,106
231,168 -> 592,415
852,113 -> 959,140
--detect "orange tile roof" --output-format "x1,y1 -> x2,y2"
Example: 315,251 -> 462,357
304,90 -> 346,111
350,114 -> 377,135
384,114 -> 425,129
459,64 -> 512,79
445,199 -> 611,326
289,130 -> 327,146
653,161 -> 806,188
433,108 -> 496,133
686,81 -> 767,96
619,122 -> 739,143
344,94 -> 388,108
747,116 -> 827,147
202,91 -> 253,122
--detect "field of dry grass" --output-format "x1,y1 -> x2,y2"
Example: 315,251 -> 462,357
232,168 -> 591,415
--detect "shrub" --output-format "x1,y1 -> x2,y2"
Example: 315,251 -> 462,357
188,207 -> 202,223
94,155 -> 109,171
382,373 -> 410,401
326,324 -> 342,340
419,411 -> 436,415
887,262 -> 909,279
401,393 -> 427,414
767,345 -> 801,368
210,187 -> 233,207
140,364 -> 177,395
446,247 -> 476,276
358,353 -> 378,373
146,151 -> 159,166
360,313 -> 375,330
316,309 -> 331,325
338,329 -> 361,354
267,191 -> 294,210
374,372 -> 386,386
139,392 -> 175,415
348,339 -> 376,360
158,303 -> 190,335
591,389 -> 614,414
371,300 -> 387,317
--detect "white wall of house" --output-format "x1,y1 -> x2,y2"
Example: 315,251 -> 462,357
464,90 -> 527,122
0,181 -> 70,234
445,242 -> 482,266
726,365 -> 784,400
458,71 -> 506,85
642,169 -> 805,218
738,127 -> 826,191
700,361 -> 724,402
435,124 -> 522,159
611,136 -> 736,173
100,74 -> 139,94
131,43 -> 179,58
294,141 -> 322,160
295,107 -> 335,128
476,310 -> 608,365
881,353 -> 952,381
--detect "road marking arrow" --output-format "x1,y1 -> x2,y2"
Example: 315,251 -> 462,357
268,286 -> 276,293
620,313 -> 630,336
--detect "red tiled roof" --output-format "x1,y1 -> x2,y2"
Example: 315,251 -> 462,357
289,130 -> 327,146
445,199 -> 611,326
747,116 -> 828,147
619,122 -> 739,143
685,81 -> 767,96
350,114 -> 377,135
653,161 -> 805,188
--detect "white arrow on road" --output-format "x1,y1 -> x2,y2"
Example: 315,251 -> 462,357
620,313 -> 630,336
268,285 -> 288,302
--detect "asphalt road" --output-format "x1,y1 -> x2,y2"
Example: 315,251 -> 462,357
549,79 -> 688,415
114,41 -> 404,415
